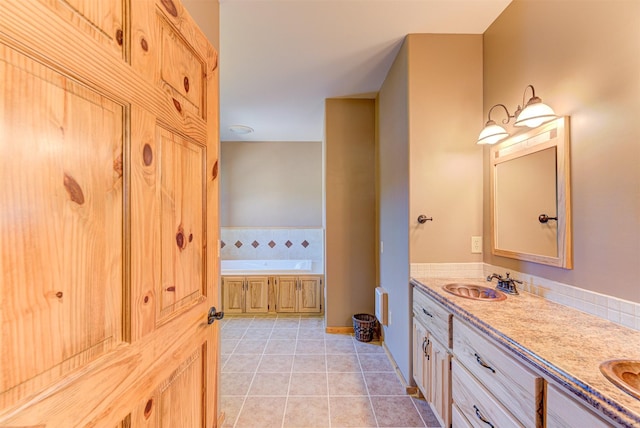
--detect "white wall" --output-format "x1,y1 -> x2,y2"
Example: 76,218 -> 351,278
220,141 -> 322,227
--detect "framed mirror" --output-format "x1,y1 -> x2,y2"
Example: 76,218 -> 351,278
490,116 -> 572,268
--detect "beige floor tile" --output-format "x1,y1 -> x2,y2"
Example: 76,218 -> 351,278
234,338 -> 268,354
235,396 -> 286,427
248,372 -> 291,396
297,327 -> 327,339
221,339 -> 239,354
283,396 -> 330,427
220,395 -> 245,427
222,328 -> 248,340
221,372 -> 254,396
249,318 -> 277,328
355,340 -> 386,354
275,317 -> 300,328
270,328 -> 298,340
258,354 -> 294,372
329,396 -> 377,427
327,354 -> 360,372
223,354 -> 262,373
289,372 -> 328,395
412,397 -> 441,427
225,318 -> 254,328
296,339 -> 325,354
363,372 -> 406,396
326,339 -> 356,354
326,333 -> 354,342
264,339 -> 297,354
243,327 -> 273,340
359,353 -> 394,371
328,371 -> 367,396
298,317 -> 325,329
370,396 -> 426,427
292,354 -> 326,372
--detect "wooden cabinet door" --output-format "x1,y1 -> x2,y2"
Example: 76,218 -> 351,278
297,276 -> 322,313
0,0 -> 220,426
430,337 -> 451,428
223,276 -> 246,314
412,318 -> 429,399
245,276 -> 269,313
277,276 -> 298,312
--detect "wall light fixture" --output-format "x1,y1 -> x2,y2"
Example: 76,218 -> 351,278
477,84 -> 556,145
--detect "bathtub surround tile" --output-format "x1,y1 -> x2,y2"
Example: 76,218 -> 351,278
283,396 -> 330,428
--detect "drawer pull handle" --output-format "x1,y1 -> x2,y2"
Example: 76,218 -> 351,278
422,337 -> 428,356
474,353 -> 496,373
473,405 -> 494,428
422,308 -> 433,317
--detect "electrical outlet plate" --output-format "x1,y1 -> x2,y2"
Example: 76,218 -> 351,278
471,236 -> 482,253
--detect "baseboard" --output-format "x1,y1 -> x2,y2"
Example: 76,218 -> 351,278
382,341 -> 418,395
325,326 -> 354,335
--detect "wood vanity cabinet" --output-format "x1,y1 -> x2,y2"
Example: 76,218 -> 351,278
412,287 -> 452,428
222,276 -> 270,314
546,383 -> 612,428
276,275 -> 323,313
452,318 -> 544,428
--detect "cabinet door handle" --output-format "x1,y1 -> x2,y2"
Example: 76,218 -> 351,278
422,308 -> 433,317
473,405 -> 494,428
474,353 -> 496,373
422,337 -> 428,356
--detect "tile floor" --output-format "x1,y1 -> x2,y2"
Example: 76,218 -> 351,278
220,315 -> 440,428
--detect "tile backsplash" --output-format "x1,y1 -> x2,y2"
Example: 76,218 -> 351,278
410,262 -> 640,331
221,227 -> 323,262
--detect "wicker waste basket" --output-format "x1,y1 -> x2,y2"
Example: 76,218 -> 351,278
352,313 -> 377,342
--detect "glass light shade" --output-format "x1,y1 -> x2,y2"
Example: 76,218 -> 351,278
514,99 -> 556,127
477,121 -> 509,145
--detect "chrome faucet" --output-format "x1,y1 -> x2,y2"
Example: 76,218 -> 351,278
486,272 -> 522,295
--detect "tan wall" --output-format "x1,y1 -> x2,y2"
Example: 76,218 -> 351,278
408,34 -> 484,263
182,0 -> 220,50
378,34 -> 483,383
483,0 -> 640,302
220,141 -> 322,227
325,99 -> 376,328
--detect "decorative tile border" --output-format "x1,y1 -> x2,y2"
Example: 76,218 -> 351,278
410,262 -> 640,331
221,227 -> 324,263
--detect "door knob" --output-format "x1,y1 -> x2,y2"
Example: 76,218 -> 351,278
207,306 -> 224,325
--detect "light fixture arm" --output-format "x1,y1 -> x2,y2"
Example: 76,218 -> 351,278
486,103 -> 515,125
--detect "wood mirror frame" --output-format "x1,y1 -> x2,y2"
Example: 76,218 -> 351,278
490,116 -> 572,269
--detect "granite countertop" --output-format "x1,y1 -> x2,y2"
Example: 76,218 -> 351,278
410,277 -> 640,428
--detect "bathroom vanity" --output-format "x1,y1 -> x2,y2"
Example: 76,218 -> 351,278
411,277 -> 640,427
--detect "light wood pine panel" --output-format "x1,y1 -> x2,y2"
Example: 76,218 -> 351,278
158,127 -> 205,320
245,276 -> 269,313
297,276 -> 322,313
0,0 -> 220,425
222,276 -> 245,314
0,45 -> 124,403
430,337 -> 451,428
412,318 -> 429,400
276,276 -> 298,313
39,0 -> 125,59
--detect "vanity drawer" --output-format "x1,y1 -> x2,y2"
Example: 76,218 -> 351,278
546,383 -> 611,428
453,318 -> 543,427
452,402 -> 473,428
452,359 -> 523,428
413,288 -> 452,348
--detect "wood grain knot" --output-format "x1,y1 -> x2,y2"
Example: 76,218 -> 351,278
140,37 -> 149,52
144,399 -> 153,419
212,160 -> 219,181
115,29 -> 123,46
143,144 -> 153,166
172,98 -> 182,113
184,76 -> 190,93
176,230 -> 186,249
161,0 -> 178,17
144,295 -> 149,303
56,291 -> 63,298
166,286 -> 176,292
113,153 -> 123,177
189,233 -> 193,243
63,173 -> 85,205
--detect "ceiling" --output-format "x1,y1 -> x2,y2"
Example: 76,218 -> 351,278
217,0 -> 512,142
